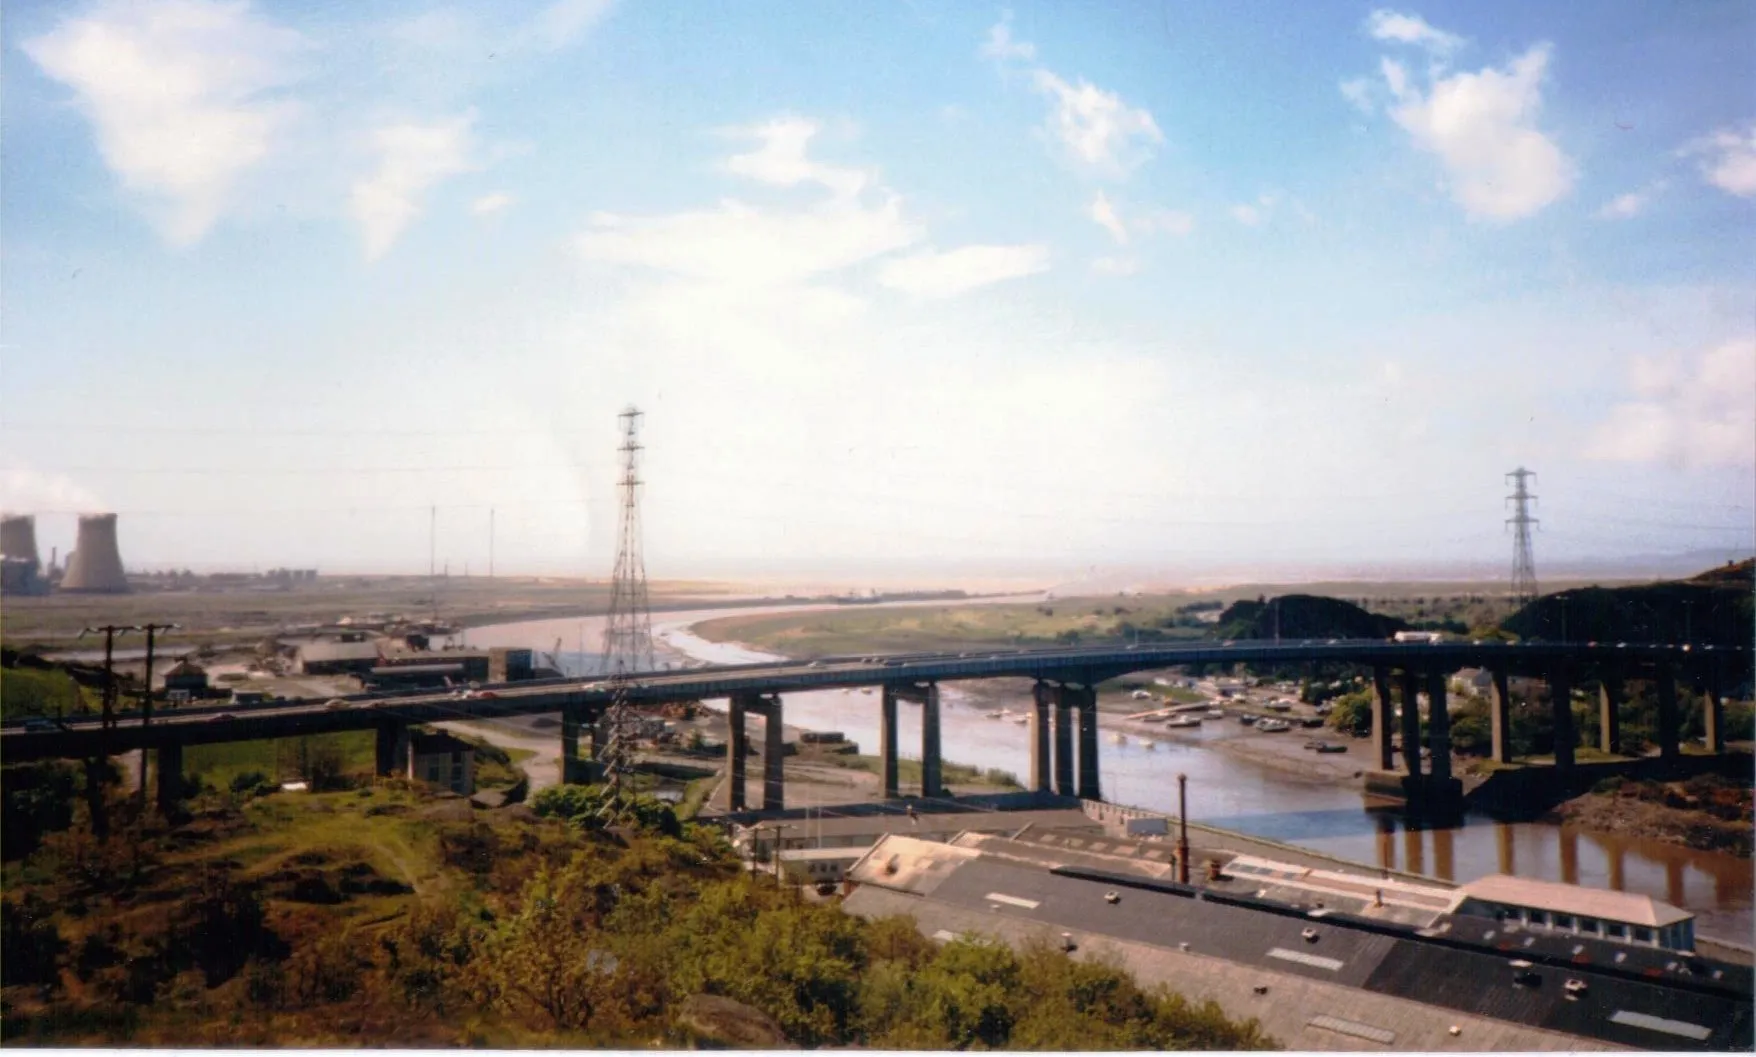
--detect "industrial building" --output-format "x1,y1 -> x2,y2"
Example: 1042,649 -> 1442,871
405,729 -> 476,795
1,515 -> 48,596
59,513 -> 130,593
294,637 -> 383,675
842,834 -> 1752,1052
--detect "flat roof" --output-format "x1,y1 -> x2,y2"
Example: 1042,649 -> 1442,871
739,809 -> 1094,842
1456,873 -> 1693,928
297,641 -> 382,662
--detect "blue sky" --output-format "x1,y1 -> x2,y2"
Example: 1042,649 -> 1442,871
3,0 -> 1753,582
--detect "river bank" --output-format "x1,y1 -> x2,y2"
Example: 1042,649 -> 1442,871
1547,778 -> 1753,858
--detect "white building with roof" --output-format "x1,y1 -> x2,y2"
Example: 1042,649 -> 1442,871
1449,873 -> 1696,952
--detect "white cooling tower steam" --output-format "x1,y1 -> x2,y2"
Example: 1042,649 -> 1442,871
60,513 -> 131,593
1,515 -> 40,569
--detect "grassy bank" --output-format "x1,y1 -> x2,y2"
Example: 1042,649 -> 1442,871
823,753 -> 1021,790
1,777 -> 1272,1048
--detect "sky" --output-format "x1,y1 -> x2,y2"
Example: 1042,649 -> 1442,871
3,0 -> 1754,584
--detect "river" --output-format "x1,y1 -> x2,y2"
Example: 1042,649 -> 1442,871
450,604 -> 1753,943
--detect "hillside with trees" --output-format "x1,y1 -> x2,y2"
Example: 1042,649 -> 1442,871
0,774 -> 1274,1049
1208,594 -> 1408,642
1502,559 -> 1754,657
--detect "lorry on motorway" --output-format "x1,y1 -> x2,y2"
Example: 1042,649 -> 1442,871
1393,631 -> 1444,644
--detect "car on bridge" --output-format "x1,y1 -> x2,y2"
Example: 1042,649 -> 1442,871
22,718 -> 58,733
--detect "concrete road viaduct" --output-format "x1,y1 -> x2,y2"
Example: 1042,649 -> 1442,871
3,640 -> 1746,817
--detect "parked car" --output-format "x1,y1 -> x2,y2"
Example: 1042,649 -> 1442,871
22,717 -> 58,733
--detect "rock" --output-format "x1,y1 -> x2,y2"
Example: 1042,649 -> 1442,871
675,993 -> 789,1049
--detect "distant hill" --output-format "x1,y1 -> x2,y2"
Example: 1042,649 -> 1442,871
1502,559 -> 1754,648
1209,594 -> 1408,641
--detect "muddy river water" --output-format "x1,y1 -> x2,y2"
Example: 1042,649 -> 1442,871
452,603 -> 1753,943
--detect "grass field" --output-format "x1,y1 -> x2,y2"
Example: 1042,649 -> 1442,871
184,732 -> 378,791
692,595 -> 1213,657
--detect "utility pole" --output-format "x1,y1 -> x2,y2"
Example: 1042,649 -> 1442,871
78,624 -> 135,839
1505,468 -> 1539,609
1177,772 -> 1191,885
135,623 -> 181,800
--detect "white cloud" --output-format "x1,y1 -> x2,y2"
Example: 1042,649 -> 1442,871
1596,181 -> 1665,220
1587,338 -> 1756,468
22,0 -> 307,247
1089,191 -> 1128,243
877,244 -> 1050,299
1340,77 -> 1375,115
1135,208 -> 1194,237
523,0 -> 617,51
351,112 -> 478,260
723,116 -> 868,198
472,191 -> 514,215
1229,193 -> 1279,227
1032,70 -> 1163,178
980,11 -> 1036,62
1682,124 -> 1756,198
581,197 -> 920,288
1377,42 -> 1574,220
1090,255 -> 1140,276
1366,10 -> 1464,53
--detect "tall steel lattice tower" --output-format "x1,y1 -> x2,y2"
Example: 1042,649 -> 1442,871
597,407 -> 654,805
1506,467 -> 1539,607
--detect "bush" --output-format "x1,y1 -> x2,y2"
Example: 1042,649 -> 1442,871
2,893 -> 66,988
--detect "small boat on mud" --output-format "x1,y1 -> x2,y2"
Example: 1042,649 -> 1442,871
1111,732 -> 1126,744
986,710 -> 1005,719
1141,740 -> 1157,750
1013,716 -> 1029,725
1165,716 -> 1201,729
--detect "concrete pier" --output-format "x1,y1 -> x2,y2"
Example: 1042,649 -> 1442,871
921,684 -> 943,799
761,695 -> 785,811
561,704 -> 582,763
1371,666 -> 1395,771
1704,677 -> 1725,754
1489,665 -> 1513,764
1053,685 -> 1074,796
1030,681 -> 1053,792
1398,669 -> 1422,777
727,694 -> 749,811
1656,663 -> 1679,759
1073,685 -> 1100,801
1549,662 -> 1574,778
1598,675 -> 1623,755
1425,671 -> 1451,783
879,685 -> 900,799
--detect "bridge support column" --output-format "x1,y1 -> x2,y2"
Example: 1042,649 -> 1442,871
561,704 -> 582,778
1704,676 -> 1724,754
1052,685 -> 1075,796
1030,681 -> 1053,792
156,742 -> 183,818
761,696 -> 785,812
1398,669 -> 1422,777
375,721 -> 409,777
921,684 -> 943,800
1655,664 -> 1679,760
1074,685 -> 1100,801
879,685 -> 900,799
1489,666 -> 1513,764
727,694 -> 749,811
1371,666 -> 1395,771
1598,676 -> 1623,755
1549,662 -> 1575,779
1426,671 -> 1451,783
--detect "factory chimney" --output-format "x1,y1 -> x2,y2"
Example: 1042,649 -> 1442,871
60,513 -> 131,593
1,515 -> 41,570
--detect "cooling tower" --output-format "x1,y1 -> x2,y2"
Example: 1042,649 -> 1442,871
0,515 -> 40,569
60,514 -> 130,593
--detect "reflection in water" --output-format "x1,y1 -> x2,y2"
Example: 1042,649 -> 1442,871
1433,826 -> 1455,882
1403,826 -> 1424,877
1497,822 -> 1515,876
1560,828 -> 1579,886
